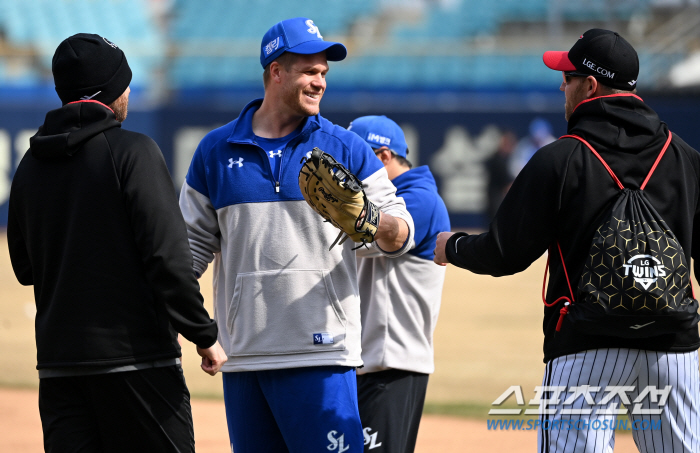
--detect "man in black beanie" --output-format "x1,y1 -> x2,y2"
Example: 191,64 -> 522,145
52,33 -> 133,107
7,33 -> 227,452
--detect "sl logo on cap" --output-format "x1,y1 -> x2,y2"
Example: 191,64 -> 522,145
306,19 -> 322,39
264,37 -> 282,56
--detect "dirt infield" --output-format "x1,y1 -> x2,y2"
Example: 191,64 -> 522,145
0,387 -> 642,452
0,232 -> 643,452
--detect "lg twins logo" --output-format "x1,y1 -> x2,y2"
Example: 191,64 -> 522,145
622,255 -> 666,290
306,19 -> 323,38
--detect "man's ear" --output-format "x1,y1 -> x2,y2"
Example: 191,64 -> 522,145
376,147 -> 392,165
586,76 -> 599,98
270,61 -> 283,84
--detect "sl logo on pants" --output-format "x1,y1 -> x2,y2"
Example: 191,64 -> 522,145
363,427 -> 383,449
327,430 -> 350,452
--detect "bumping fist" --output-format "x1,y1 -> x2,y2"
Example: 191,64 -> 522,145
433,232 -> 455,266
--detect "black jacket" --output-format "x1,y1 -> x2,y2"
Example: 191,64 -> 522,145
446,94 -> 700,362
7,100 -> 218,369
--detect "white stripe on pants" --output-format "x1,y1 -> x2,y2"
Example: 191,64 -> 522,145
537,348 -> 700,453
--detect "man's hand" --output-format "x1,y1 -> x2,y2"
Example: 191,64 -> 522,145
434,232 -> 455,266
196,342 -> 228,376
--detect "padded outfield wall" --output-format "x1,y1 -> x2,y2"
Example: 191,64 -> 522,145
1,90 -> 699,229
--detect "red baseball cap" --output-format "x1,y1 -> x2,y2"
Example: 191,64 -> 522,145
543,29 -> 639,90
542,51 -> 576,72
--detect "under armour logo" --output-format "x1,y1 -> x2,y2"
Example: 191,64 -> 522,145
306,19 -> 323,39
628,79 -> 637,86
228,158 -> 244,168
269,150 -> 282,158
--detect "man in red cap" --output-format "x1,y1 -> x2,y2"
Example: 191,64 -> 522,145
434,29 -> 700,452
542,28 -> 640,121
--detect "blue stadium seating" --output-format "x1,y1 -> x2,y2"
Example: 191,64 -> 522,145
0,0 -> 164,87
0,0 -> 670,92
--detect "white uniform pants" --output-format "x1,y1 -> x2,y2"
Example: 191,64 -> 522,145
537,348 -> 699,453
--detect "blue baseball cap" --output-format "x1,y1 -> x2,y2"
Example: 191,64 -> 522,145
260,17 -> 347,68
348,115 -> 408,158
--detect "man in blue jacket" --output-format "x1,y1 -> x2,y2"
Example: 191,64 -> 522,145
179,18 -> 415,453
349,115 -> 450,453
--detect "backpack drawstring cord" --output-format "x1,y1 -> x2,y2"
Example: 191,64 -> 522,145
542,243 -> 575,332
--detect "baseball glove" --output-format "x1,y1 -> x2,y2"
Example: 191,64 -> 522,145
299,147 -> 380,250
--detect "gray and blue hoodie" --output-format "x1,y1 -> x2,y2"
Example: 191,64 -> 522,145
179,99 -> 414,372
357,166 -> 450,374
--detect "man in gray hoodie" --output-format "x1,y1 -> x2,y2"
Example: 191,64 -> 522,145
349,115 -> 450,453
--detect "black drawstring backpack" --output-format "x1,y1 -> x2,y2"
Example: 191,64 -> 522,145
543,132 -> 700,338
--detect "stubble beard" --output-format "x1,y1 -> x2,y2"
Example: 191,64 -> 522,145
564,100 -> 573,122
282,83 -> 320,118
109,95 -> 129,123
565,82 -> 587,122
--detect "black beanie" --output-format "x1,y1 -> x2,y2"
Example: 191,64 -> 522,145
52,33 -> 132,106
